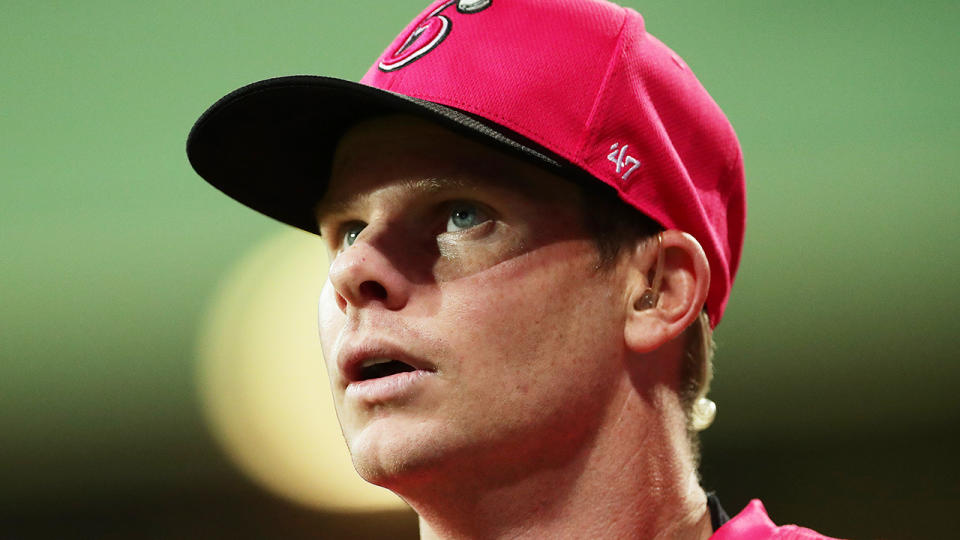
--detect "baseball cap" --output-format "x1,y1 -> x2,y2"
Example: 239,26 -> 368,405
187,0 -> 745,327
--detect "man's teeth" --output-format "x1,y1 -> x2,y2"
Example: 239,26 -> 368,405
360,357 -> 395,369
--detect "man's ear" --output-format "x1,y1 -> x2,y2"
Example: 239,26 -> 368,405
624,230 -> 710,353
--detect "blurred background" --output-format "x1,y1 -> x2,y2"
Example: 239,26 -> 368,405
2,1 -> 957,538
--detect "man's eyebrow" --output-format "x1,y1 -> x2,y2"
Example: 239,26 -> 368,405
314,192 -> 359,222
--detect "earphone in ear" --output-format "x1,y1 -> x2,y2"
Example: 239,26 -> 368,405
635,232 -> 664,311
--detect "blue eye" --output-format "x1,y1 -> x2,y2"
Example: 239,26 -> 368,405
342,223 -> 365,247
446,203 -> 488,232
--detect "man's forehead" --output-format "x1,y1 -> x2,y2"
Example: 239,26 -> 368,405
318,115 -> 579,218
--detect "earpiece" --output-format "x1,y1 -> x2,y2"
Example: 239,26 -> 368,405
635,232 -> 664,311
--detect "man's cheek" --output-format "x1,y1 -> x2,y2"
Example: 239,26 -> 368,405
318,282 -> 341,347
435,223 -> 526,280
447,294 -> 537,366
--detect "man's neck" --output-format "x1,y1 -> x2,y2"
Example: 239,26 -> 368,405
404,383 -> 712,539
416,475 -> 711,540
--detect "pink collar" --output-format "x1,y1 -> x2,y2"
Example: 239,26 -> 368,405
711,499 -> 842,540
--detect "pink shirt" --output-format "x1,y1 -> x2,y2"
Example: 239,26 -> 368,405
711,500 -> 842,540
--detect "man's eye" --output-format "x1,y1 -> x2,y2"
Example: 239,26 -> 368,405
446,203 -> 489,232
341,222 -> 366,248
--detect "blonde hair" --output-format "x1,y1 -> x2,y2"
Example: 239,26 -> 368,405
682,310 -> 716,430
679,310 -> 717,466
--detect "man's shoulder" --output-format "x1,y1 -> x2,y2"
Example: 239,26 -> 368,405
710,499 -> 843,540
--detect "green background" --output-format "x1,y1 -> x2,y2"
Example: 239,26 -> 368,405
2,1 -> 957,537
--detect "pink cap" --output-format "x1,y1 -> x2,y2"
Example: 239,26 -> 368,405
188,0 -> 745,326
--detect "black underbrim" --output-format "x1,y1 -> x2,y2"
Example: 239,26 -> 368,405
186,75 -> 564,235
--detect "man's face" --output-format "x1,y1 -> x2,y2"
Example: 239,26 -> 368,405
317,115 -> 630,488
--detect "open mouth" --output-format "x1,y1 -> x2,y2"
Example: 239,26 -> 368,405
358,358 -> 418,381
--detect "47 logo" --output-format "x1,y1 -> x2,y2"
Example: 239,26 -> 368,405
607,142 -> 641,181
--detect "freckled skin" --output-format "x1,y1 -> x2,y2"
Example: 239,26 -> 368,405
317,115 -> 631,493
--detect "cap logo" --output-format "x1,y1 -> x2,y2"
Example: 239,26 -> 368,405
379,0 -> 492,72
607,142 -> 642,181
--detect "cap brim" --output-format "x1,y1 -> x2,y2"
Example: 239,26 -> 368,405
187,75 -> 563,234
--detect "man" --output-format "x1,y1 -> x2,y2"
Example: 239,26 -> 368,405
188,0 -> 838,538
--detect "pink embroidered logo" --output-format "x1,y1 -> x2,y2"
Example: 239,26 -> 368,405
378,0 -> 492,72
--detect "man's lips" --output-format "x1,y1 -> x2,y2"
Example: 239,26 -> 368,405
339,343 -> 437,384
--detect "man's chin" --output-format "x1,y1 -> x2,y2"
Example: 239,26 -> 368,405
345,419 -> 446,489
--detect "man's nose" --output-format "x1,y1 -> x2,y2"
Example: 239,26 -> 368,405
327,228 -> 412,313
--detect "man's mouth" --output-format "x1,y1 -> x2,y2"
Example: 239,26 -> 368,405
358,357 -> 418,381
341,348 -> 437,401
